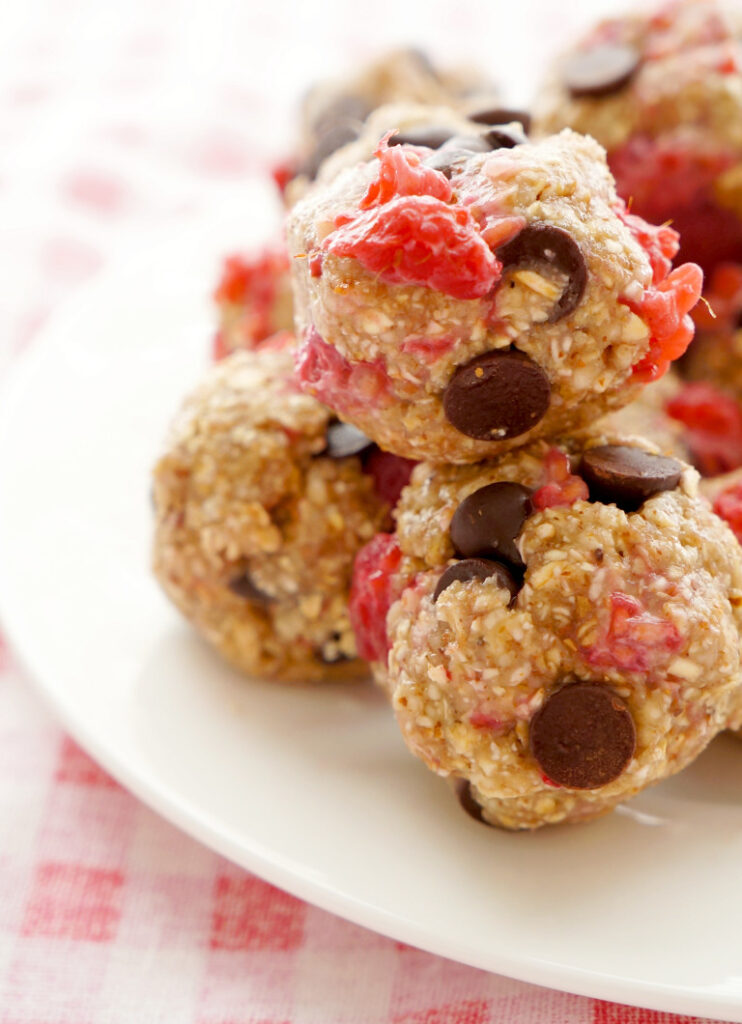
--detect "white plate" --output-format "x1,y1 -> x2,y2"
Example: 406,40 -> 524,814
2,181 -> 742,1022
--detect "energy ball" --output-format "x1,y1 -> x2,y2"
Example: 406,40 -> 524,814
288,127 -> 702,464
596,371 -> 690,462
152,336 -> 412,681
352,435 -> 742,828
282,48 -> 499,202
212,247 -> 294,360
533,0 -> 742,274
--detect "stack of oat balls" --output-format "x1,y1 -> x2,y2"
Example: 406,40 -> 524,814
152,3 -> 742,831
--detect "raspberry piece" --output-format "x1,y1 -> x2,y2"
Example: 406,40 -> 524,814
213,248 -> 289,355
531,448 -> 589,510
271,158 -> 298,197
363,449 -> 416,508
469,710 -> 504,731
295,327 -> 393,417
325,194 -> 501,300
613,196 -> 679,285
713,481 -> 742,543
625,262 -> 703,382
349,534 -> 403,663
583,591 -> 682,674
360,134 -> 453,209
694,262 -> 742,331
667,381 -> 742,475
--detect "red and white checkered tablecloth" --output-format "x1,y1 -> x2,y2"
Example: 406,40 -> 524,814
0,0 -> 728,1020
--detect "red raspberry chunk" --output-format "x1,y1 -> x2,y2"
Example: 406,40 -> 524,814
294,327 -> 393,417
363,449 -> 416,509
531,448 -> 589,510
349,534 -> 403,664
325,194 -> 500,300
360,135 -> 453,208
614,197 -> 679,285
583,591 -> 682,674
626,263 -> 703,383
213,247 -> 289,357
713,481 -> 742,543
666,381 -> 742,476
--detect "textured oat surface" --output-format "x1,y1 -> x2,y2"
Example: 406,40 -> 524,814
151,341 -> 386,680
595,371 -> 688,460
288,128 -> 660,463
533,1 -> 742,215
383,434 -> 742,828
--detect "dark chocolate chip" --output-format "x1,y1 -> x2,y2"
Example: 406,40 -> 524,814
563,42 -> 640,98
228,572 -> 274,606
455,780 -> 494,826
530,681 -> 636,790
449,481 -> 532,569
481,124 -> 528,149
323,421 -> 375,459
300,123 -> 361,180
388,125 -> 457,149
424,134 -> 492,177
443,349 -> 551,441
469,107 -> 532,135
496,223 -> 587,322
580,444 -> 683,512
433,558 -> 520,604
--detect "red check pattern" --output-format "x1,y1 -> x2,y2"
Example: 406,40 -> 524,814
0,0 -> 730,1020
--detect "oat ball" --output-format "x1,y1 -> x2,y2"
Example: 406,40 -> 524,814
212,247 -> 294,360
596,371 -> 690,462
533,0 -> 742,274
282,47 -> 501,202
352,435 -> 742,828
288,126 -> 702,464
152,336 -> 413,680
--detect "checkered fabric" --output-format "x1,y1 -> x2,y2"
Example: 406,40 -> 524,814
0,0 -> 727,1020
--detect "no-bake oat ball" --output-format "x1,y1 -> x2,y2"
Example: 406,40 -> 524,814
282,48 -> 500,202
533,0 -> 742,274
152,336 -> 413,680
352,435 -> 742,828
288,126 -> 702,464
212,247 -> 294,360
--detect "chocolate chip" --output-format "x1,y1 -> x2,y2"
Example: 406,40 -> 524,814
323,421 -> 375,459
455,780 -> 494,826
388,125 -> 457,149
300,94 -> 372,180
481,124 -> 528,149
496,223 -> 587,322
433,558 -> 520,604
443,349 -> 551,441
300,123 -> 361,180
424,134 -> 491,177
530,682 -> 636,789
228,572 -> 274,606
580,444 -> 683,512
449,481 -> 532,569
469,107 -> 532,135
563,43 -> 640,98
